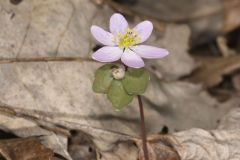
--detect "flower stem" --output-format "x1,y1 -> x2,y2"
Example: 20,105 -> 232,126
137,95 -> 149,160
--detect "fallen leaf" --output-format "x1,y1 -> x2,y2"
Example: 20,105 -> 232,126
232,73 -> 240,91
187,55 -> 240,88
107,0 -> 240,45
0,137 -> 53,160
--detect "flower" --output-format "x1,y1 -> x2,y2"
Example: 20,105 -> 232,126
91,13 -> 169,68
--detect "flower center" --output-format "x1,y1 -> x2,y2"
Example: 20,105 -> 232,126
113,28 -> 140,49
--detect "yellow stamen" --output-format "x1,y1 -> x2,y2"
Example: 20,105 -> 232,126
113,28 -> 140,49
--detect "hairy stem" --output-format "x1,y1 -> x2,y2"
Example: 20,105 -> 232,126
137,95 -> 149,160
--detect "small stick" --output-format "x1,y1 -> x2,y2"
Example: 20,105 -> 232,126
0,57 -> 95,64
137,95 -> 149,160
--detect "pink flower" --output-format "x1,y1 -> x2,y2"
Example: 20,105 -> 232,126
91,13 -> 169,68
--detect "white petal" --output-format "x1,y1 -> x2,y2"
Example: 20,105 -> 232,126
132,45 -> 169,59
91,25 -> 115,46
121,49 -> 144,68
110,13 -> 128,35
92,46 -> 123,62
133,21 -> 153,43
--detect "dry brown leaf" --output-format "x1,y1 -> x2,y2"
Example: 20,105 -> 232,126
0,137 -> 53,160
187,55 -> 240,88
232,73 -> 240,91
222,0 -> 240,33
107,0 -> 240,45
0,112 -> 72,160
173,103 -> 240,160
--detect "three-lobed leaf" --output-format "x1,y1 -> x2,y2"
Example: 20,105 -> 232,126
92,64 -> 116,93
122,68 -> 150,95
107,80 -> 133,110
93,65 -> 150,109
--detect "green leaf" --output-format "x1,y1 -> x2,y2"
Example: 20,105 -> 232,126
122,68 -> 150,95
107,80 -> 133,109
92,64 -> 116,93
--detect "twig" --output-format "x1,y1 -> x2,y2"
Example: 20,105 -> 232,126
137,95 -> 149,160
0,57 -> 95,64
